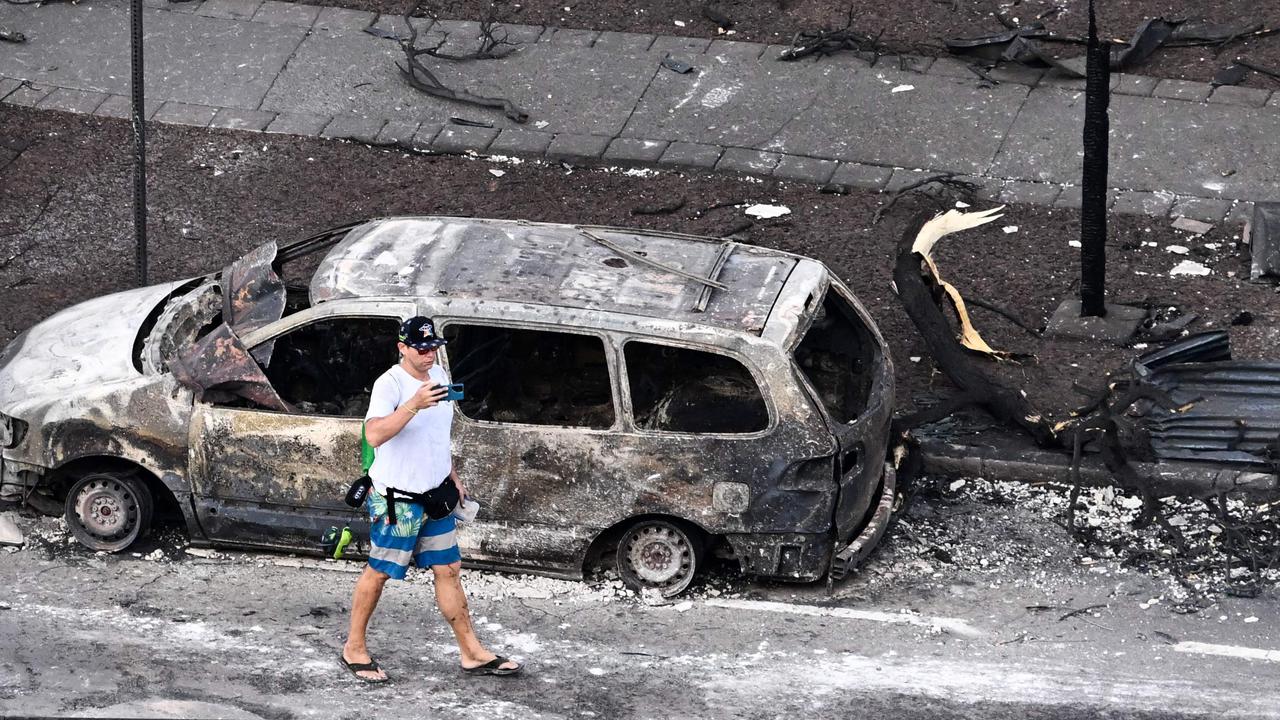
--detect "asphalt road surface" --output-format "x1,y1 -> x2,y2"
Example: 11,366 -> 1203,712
3,520 -> 1279,720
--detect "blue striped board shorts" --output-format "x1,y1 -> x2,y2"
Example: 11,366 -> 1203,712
366,488 -> 462,580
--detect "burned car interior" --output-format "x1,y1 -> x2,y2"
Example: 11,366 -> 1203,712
260,317 -> 399,417
794,293 -> 878,424
624,342 -> 768,434
443,324 -> 615,429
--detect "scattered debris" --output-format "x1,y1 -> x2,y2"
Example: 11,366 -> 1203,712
890,84 -> 915,93
0,513 -> 24,546
701,4 -> 734,32
872,172 -> 978,224
630,196 -> 686,216
1212,63 -> 1249,87
395,1 -> 529,123
1170,259 -> 1211,276
660,56 -> 695,74
779,7 -> 890,62
1237,59 -> 1280,83
743,203 -> 790,219
362,13 -> 403,42
450,117 -> 495,128
1165,245 -> 1190,255
488,168 -> 505,177
0,27 -> 25,43
947,16 -> 1280,80
1171,217 -> 1214,235
1249,202 -> 1280,281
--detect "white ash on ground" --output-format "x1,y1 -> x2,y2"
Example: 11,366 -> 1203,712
861,475 -> 1280,608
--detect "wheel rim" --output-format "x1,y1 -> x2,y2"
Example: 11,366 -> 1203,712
71,477 -> 140,544
622,524 -> 695,591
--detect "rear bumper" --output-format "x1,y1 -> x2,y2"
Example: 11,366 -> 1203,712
829,462 -> 896,581
725,532 -> 833,582
726,462 -> 897,583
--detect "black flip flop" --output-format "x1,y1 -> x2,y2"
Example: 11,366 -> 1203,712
462,656 -> 521,676
341,653 -> 389,683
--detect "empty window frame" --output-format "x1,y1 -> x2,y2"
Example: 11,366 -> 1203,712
258,317 -> 400,416
624,342 -> 768,434
442,323 -> 615,429
793,290 -> 877,424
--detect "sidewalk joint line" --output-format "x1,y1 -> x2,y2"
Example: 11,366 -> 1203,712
983,84 -> 1034,177
256,26 -> 312,112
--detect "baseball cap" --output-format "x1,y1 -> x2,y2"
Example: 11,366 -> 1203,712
398,316 -> 447,350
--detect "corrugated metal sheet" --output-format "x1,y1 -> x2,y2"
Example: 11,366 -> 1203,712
1136,332 -> 1280,468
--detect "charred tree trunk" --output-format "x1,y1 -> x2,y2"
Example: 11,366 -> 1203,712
1079,0 -> 1110,317
893,214 -> 1058,447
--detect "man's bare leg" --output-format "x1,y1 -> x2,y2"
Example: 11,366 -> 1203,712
343,566 -> 390,681
432,562 -> 520,671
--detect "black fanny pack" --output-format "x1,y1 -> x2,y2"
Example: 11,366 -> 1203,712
344,475 -> 458,522
386,480 -> 459,523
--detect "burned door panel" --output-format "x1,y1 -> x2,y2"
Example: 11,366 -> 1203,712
189,407 -> 363,547
444,321 -> 620,566
186,312 -> 405,549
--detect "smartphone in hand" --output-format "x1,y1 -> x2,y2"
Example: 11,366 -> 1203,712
444,383 -> 465,401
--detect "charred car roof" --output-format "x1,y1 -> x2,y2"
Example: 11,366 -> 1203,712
308,217 -> 812,336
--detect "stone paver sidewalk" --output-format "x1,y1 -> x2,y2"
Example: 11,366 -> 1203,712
2,0 -> 1278,223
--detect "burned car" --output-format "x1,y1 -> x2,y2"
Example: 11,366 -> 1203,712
0,217 -> 895,594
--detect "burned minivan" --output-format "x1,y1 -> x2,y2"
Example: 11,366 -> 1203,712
0,218 -> 895,595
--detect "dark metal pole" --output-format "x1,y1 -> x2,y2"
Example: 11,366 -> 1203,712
1079,0 -> 1110,317
130,0 -> 148,286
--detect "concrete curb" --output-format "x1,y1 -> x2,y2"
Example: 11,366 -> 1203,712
918,439 -> 1280,500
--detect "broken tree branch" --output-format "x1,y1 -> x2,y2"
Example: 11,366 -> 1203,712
396,1 -> 529,123
892,211 -> 1057,446
422,0 -> 519,61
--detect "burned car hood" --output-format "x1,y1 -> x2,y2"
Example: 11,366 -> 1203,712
0,280 -> 188,413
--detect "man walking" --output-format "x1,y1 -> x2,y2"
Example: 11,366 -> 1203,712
341,316 -> 521,682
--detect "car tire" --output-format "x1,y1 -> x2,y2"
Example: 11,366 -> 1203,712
616,519 -> 704,597
64,471 -> 153,553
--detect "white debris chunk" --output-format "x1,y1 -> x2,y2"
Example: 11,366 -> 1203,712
1244,616 -> 1259,623
1068,240 -> 1082,248
673,19 -> 686,27
1165,245 -> 1190,255
949,479 -> 966,491
1119,496 -> 1144,510
488,169 -> 506,177
1170,260 -> 1211,276
1003,225 -> 1019,234
1171,216 -> 1214,235
744,204 -> 791,219
588,667 -> 606,675
673,601 -> 693,612
891,84 -> 915,93
0,514 -> 23,547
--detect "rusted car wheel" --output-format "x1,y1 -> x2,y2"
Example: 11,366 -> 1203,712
63,472 -> 153,553
617,520 -> 703,597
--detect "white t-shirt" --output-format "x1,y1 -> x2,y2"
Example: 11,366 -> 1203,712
364,363 -> 454,495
